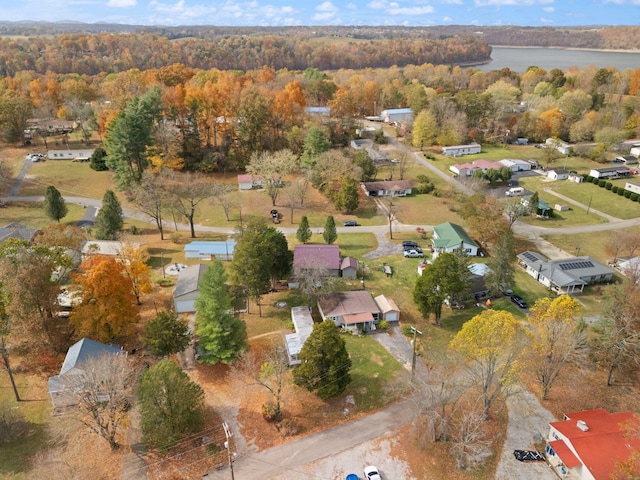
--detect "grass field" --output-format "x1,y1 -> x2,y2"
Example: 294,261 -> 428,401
549,179 -> 640,220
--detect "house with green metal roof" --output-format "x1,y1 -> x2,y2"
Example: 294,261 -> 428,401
431,222 -> 479,258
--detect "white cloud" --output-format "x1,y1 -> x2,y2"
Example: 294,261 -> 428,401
313,0 -> 339,21
367,0 -> 388,9
387,5 -> 435,14
346,2 -> 357,8
474,0 -> 553,6
540,16 -> 553,23
543,6 -> 554,12
108,0 -> 136,6
604,0 -> 640,4
442,15 -> 452,21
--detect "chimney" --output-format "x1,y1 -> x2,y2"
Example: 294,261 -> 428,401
577,420 -> 589,432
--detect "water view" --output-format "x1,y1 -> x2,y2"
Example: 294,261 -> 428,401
476,46 -> 640,72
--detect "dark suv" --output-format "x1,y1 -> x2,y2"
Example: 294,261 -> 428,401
402,241 -> 419,249
510,294 -> 528,309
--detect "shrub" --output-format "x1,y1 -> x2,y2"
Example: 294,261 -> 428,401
618,188 -> 625,196
374,130 -> 388,144
377,319 -> 389,331
129,225 -> 140,235
424,153 -> 436,160
276,418 -> 302,437
605,182 -> 613,190
611,186 -> 619,193
262,402 -> 281,422
171,232 -> 182,244
630,192 -> 639,202
625,190 -> 632,198
598,179 -> 607,187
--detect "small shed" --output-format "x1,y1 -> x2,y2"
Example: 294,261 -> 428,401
441,142 -> 481,157
374,294 -> 400,322
184,241 -> 236,261
499,158 -> 532,172
340,257 -> 359,279
380,108 -> 413,123
237,174 -> 253,190
547,168 -> 569,180
284,306 -> 315,366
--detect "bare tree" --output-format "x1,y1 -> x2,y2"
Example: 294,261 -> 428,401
128,169 -> 171,239
394,150 -> 412,181
211,182 -> 237,222
61,353 -> 136,451
233,339 -> 290,420
293,256 -> 335,310
170,171 -> 212,238
412,375 -> 465,444
247,149 -> 297,206
449,405 -> 492,470
293,175 -> 310,207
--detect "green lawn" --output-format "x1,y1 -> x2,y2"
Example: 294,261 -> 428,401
343,334 -> 409,410
0,202 -> 91,229
22,161 -> 113,198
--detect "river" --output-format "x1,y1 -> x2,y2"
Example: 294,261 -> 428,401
476,46 -> 640,72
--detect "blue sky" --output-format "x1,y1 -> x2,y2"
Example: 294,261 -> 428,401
3,0 -> 640,27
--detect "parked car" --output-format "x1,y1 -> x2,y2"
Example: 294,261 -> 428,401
510,294 -> 528,309
402,241 -> 419,249
344,220 -> 357,226
404,249 -> 424,258
364,466 -> 381,480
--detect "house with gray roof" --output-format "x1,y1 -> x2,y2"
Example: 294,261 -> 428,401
431,222 -> 479,258
0,222 -> 38,243
318,290 -> 381,332
361,180 -> 412,197
173,264 -> 208,314
48,338 -> 124,409
517,251 -> 614,294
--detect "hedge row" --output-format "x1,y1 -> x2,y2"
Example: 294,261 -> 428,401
583,175 -> 640,203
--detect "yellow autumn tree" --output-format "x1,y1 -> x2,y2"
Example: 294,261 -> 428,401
527,295 -> 583,400
70,255 -> 139,342
117,242 -> 152,305
450,310 -> 529,419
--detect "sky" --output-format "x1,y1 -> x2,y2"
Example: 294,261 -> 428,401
2,0 -> 640,28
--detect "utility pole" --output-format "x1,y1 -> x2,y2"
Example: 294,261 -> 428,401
223,422 -> 235,480
410,326 -> 423,382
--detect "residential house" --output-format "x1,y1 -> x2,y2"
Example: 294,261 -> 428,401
305,106 -> 331,117
318,290 -> 381,331
467,263 -> 493,298
361,180 -> 412,197
431,222 -> 479,257
292,244 -> 341,277
349,138 -> 387,162
589,166 -> 632,179
0,222 -> 38,243
521,197 -> 552,218
80,240 -> 146,259
568,173 -> 584,183
237,174 -> 254,191
284,306 -> 315,366
441,142 -> 481,157
340,257 -> 359,279
545,138 -> 572,155
380,108 -> 414,123
48,338 -> 124,410
513,137 -> 529,145
625,181 -> 640,195
517,251 -> 614,294
547,168 -> 569,180
546,408 -> 640,480
374,294 -> 400,322
47,149 -> 94,161
450,159 -> 502,176
631,146 -> 640,157
617,256 -> 640,279
184,241 -> 236,261
173,264 -> 208,314
28,117 -> 75,134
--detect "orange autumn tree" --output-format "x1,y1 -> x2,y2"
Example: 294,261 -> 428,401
116,242 -> 152,305
70,255 -> 139,342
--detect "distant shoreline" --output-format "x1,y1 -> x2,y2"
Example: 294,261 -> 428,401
492,45 -> 640,54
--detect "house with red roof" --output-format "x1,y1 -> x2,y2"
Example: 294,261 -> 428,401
318,290 -> 381,331
546,408 -> 640,480
293,244 -> 341,277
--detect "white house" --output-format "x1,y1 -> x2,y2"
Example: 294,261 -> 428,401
615,155 -> 638,165
517,251 -> 614,294
547,168 -> 569,180
237,174 -> 253,190
47,149 -> 94,161
545,138 -> 572,155
625,181 -> 640,195
380,108 -> 413,123
361,180 -> 412,197
630,146 -> 640,157
173,264 -> 208,314
441,142 -> 481,157
589,166 -> 632,179
499,158 -> 532,172
431,222 -> 479,257
80,240 -> 146,259
284,306 -> 315,366
48,338 -> 124,410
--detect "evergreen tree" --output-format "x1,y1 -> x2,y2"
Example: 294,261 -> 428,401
43,185 -> 68,223
138,359 -> 204,451
195,261 -> 247,364
323,216 -> 338,245
354,150 -> 376,182
300,126 -> 331,168
89,147 -> 109,171
297,216 -> 312,244
294,320 -> 351,399
334,178 -> 359,213
94,190 -> 124,240
145,310 -> 191,357
528,191 -> 539,217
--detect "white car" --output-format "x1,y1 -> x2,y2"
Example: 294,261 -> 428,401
364,466 -> 381,480
403,249 -> 424,258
